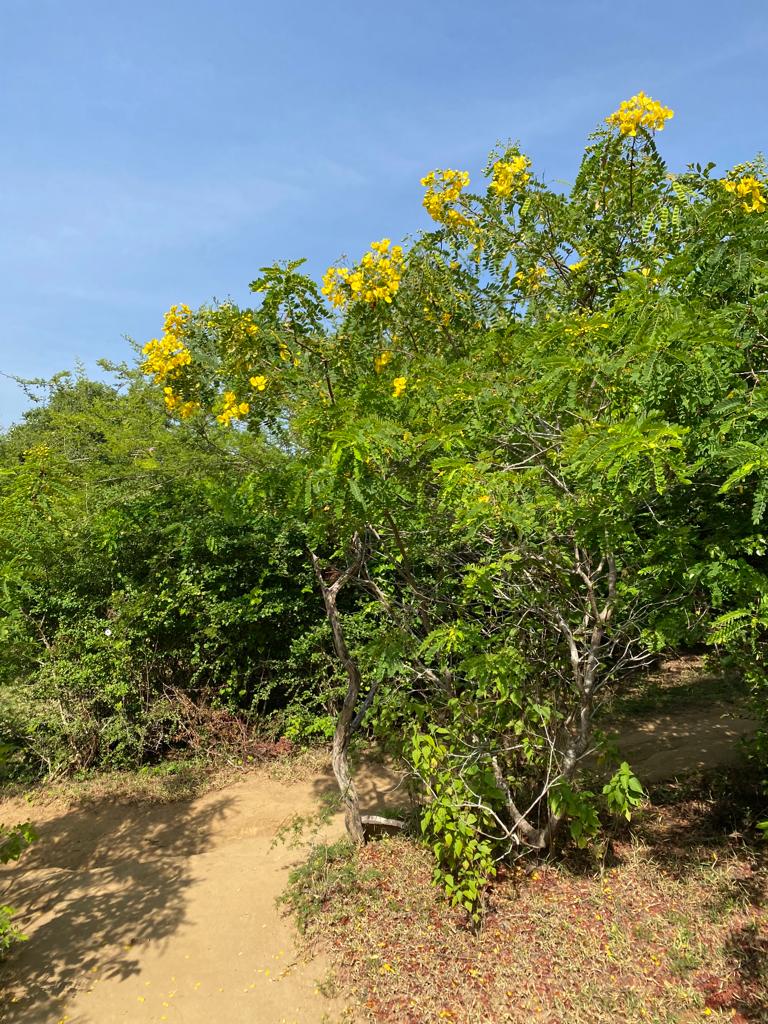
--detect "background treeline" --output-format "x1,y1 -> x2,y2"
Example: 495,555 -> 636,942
0,372 -> 355,776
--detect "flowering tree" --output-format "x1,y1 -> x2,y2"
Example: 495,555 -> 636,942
140,94 -> 768,915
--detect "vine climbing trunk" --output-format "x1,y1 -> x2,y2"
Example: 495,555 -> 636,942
310,546 -> 366,845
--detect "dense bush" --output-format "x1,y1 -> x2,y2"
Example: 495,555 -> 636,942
134,92 -> 768,914
0,376 -> 353,774
0,747 -> 36,956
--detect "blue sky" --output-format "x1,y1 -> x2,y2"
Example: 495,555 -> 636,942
1,0 -> 766,426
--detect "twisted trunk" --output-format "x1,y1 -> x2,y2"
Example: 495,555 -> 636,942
310,548 -> 365,845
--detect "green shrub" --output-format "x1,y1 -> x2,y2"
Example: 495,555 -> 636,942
0,749 -> 37,957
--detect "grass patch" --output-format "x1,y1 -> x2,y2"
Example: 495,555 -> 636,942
0,758 -> 226,808
264,743 -> 332,785
1,736 -> 317,810
278,839 -> 382,933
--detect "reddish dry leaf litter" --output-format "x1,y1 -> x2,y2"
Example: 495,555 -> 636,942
305,794 -> 767,1024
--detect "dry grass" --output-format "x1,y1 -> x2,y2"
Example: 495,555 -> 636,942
2,737 -> 301,810
1,760 -> 232,810
265,743 -> 333,785
296,775 -> 768,1024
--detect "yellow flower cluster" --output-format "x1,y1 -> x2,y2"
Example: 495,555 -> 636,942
489,155 -> 531,198
374,351 -> 392,374
605,92 -> 673,137
141,304 -> 194,383
722,174 -> 767,214
515,265 -> 548,292
142,304 -> 201,417
392,376 -> 407,398
23,444 -> 51,460
239,311 -> 259,337
163,303 -> 192,335
209,304 -> 259,340
322,238 -> 404,308
162,388 -> 199,419
563,313 -> 611,339
142,334 -> 193,381
421,302 -> 453,326
420,169 -> 474,228
278,343 -> 300,367
217,391 -> 250,426
250,375 -> 268,391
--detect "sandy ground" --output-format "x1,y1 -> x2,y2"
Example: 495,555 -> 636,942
617,705 -> 759,781
0,759 -> 404,1024
0,703 -> 759,1024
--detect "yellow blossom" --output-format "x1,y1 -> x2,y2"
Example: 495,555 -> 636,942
217,391 -> 249,426
322,239 -> 404,309
721,173 -> 766,213
240,312 -> 259,337
392,376 -> 407,398
278,344 -> 301,367
515,265 -> 548,292
141,304 -> 195,384
374,351 -> 392,374
420,169 -> 474,228
162,385 -> 199,419
162,303 -> 192,334
606,92 -> 673,137
141,335 -> 192,382
489,154 -> 531,198
23,443 -> 51,459
250,375 -> 268,391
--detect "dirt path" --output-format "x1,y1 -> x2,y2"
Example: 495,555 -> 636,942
0,759 -> 403,1024
617,704 -> 759,782
0,702 -> 759,1024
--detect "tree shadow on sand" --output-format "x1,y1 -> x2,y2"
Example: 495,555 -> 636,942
0,791 -> 234,1024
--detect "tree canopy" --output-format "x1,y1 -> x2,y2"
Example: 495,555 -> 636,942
3,91 -> 768,918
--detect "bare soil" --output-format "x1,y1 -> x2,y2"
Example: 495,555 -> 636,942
0,758 -> 403,1024
618,704 -> 758,781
